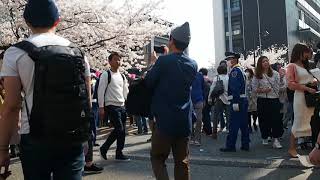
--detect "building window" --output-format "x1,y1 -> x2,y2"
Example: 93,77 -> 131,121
232,21 -> 241,35
231,0 -> 240,10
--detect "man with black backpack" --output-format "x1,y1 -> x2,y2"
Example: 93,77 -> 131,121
98,52 -> 129,161
0,0 -> 93,179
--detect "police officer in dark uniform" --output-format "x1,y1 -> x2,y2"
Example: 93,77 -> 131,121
220,52 -> 250,152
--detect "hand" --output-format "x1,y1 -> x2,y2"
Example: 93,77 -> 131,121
0,150 -> 10,179
232,104 -> 240,112
307,87 -> 317,94
99,108 -> 105,122
151,51 -> 158,64
309,148 -> 320,165
264,88 -> 272,93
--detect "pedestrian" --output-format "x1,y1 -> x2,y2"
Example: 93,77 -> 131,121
200,68 -> 213,136
98,52 -> 130,161
191,71 -> 205,146
209,65 -> 230,139
145,22 -> 197,180
220,52 -> 250,152
286,43 -> 317,158
252,56 -> 283,149
245,68 -> 258,133
0,0 -> 92,179
309,131 -> 320,165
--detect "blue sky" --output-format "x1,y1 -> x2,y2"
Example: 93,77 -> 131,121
162,0 -> 215,68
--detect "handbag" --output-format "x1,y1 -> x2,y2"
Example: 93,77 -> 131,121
304,83 -> 320,107
210,75 -> 224,101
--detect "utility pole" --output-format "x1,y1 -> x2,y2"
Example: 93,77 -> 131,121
227,0 -> 233,52
257,0 -> 262,55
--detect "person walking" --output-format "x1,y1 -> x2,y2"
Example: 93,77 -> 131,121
0,0 -> 92,179
220,52 -> 250,152
191,71 -> 205,146
145,22 -> 197,180
209,65 -> 230,139
98,52 -> 130,161
245,69 -> 258,133
286,43 -> 317,157
200,68 -> 213,136
252,56 -> 283,149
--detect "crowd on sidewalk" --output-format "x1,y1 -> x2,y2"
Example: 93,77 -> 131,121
1,0 -> 320,180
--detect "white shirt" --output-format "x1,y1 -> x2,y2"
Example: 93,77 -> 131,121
97,70 -> 129,108
209,74 -> 230,105
1,33 -> 90,134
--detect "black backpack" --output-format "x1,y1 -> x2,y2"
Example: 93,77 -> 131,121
125,78 -> 152,117
210,75 -> 224,100
14,41 -> 91,145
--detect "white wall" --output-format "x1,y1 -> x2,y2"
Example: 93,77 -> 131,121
213,0 -> 226,67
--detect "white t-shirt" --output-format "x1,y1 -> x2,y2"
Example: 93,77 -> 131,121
1,32 -> 90,134
98,70 -> 129,108
209,74 -> 230,105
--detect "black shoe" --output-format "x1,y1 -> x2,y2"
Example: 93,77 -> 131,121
84,164 -> 103,173
100,147 -> 108,160
147,138 -> 152,142
219,147 -> 236,152
94,143 -> 100,147
240,147 -> 250,152
116,153 -> 130,161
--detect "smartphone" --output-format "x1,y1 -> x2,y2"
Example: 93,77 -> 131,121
154,46 -> 165,54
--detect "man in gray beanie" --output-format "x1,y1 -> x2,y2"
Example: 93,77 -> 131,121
145,22 -> 198,180
0,0 -> 103,179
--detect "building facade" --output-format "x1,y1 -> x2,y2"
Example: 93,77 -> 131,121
213,0 -> 320,64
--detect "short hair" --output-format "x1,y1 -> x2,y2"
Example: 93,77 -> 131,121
199,68 -> 208,76
217,65 -> 227,75
170,36 -> 189,51
219,60 -> 227,66
108,52 -> 121,62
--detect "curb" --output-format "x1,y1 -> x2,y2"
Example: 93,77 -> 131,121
121,153 -> 319,169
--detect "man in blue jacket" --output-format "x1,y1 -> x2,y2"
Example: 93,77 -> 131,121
145,22 -> 197,180
220,52 -> 250,152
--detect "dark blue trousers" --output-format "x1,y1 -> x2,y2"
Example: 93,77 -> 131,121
226,99 -> 250,149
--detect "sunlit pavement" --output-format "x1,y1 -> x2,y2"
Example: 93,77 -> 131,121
6,128 -> 320,180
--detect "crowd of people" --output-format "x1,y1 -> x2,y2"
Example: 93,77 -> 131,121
1,0 -> 320,180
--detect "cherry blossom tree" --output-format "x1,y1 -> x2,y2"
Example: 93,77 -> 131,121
0,0 -> 172,71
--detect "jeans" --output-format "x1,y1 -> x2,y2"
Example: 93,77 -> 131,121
151,128 -> 190,180
283,101 -> 294,127
92,102 -> 99,144
192,102 -> 204,143
85,134 -> 94,163
101,105 -> 127,153
20,135 -> 84,180
135,116 -> 148,134
212,99 -> 230,133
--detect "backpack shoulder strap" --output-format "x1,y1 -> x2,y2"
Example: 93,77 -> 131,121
13,41 -> 40,62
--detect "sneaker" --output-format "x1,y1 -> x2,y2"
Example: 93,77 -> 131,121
116,153 -> 130,161
84,164 -> 103,173
273,139 -> 283,149
262,139 -> 269,145
267,137 -> 272,142
240,146 -> 250,151
100,147 -> 108,160
193,141 -> 201,146
220,147 -> 236,152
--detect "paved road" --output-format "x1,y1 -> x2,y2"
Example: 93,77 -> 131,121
7,159 -> 320,180
6,127 -> 320,179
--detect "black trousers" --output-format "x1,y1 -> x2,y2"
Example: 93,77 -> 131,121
101,105 -> 127,153
202,103 -> 212,135
257,98 -> 283,139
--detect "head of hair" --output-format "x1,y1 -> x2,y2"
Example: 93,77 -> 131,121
290,43 -> 312,71
199,68 -> 208,76
108,52 -> 121,62
217,65 -> 227,75
170,36 -> 189,51
245,68 -> 254,79
255,56 -> 273,79
219,60 -> 227,66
